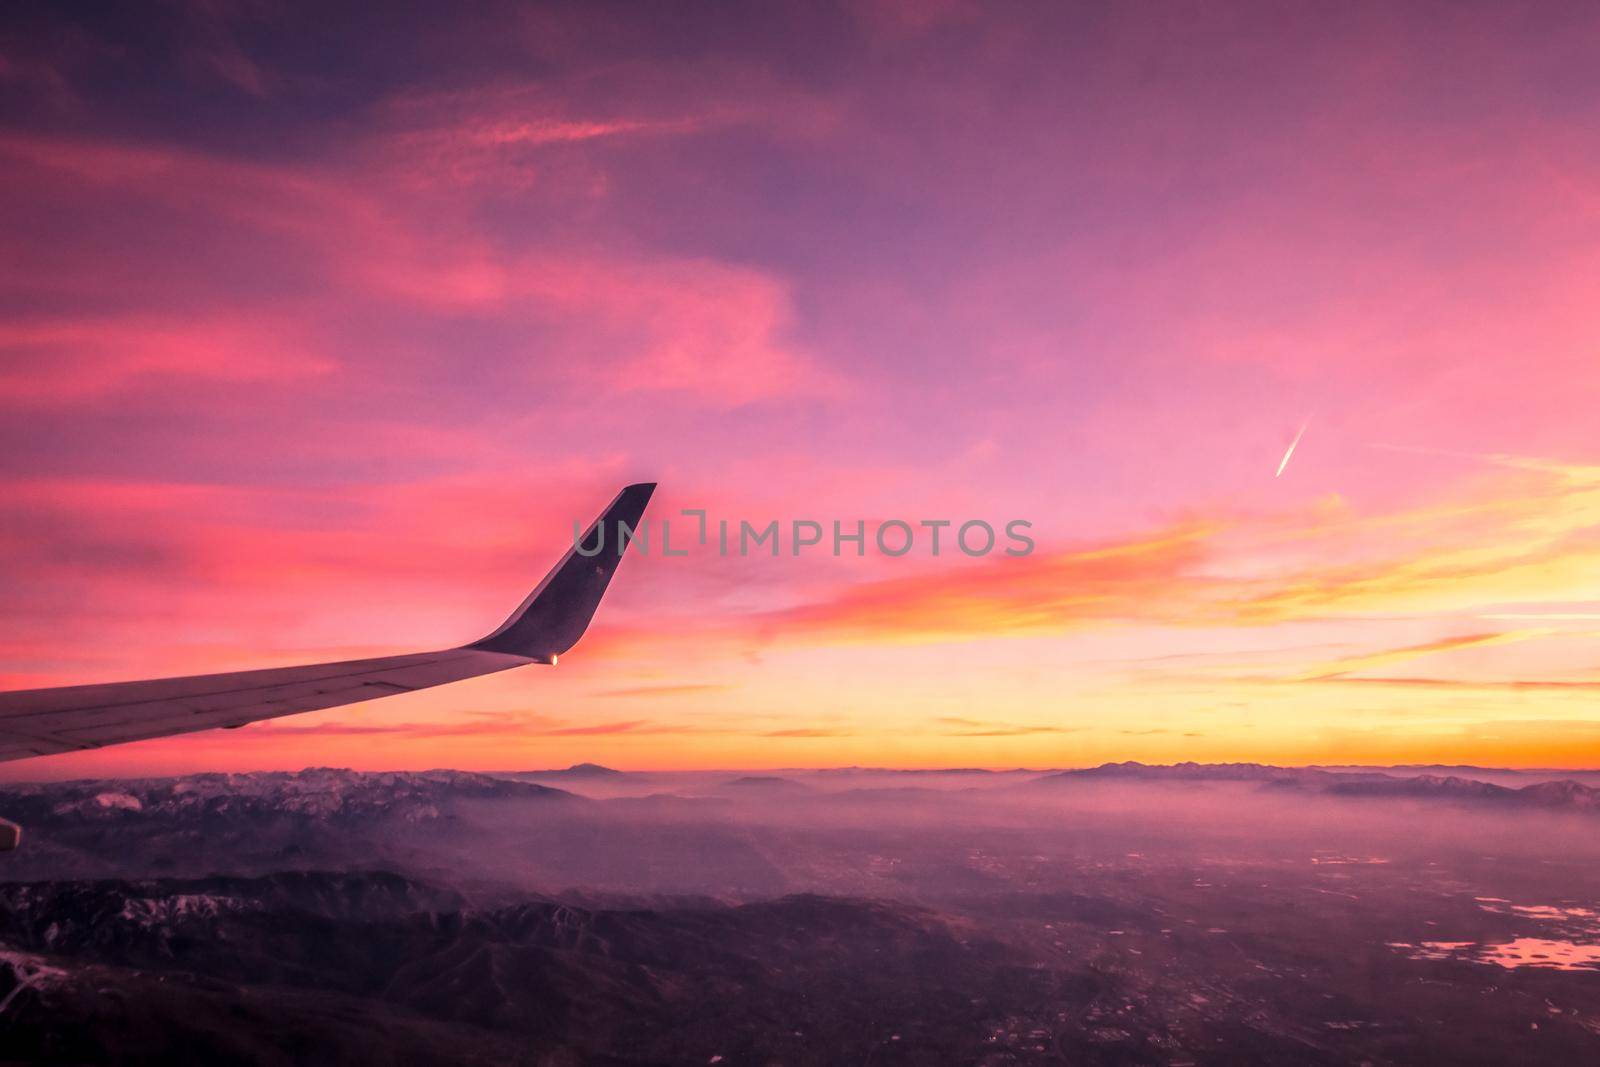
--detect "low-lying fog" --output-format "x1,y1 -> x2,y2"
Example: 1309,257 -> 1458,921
441,769 -> 1600,905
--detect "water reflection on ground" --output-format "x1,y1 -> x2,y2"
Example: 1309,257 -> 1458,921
1390,899 -> 1600,971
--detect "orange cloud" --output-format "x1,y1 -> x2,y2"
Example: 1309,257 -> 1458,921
1289,631 -> 1550,682
750,458 -> 1600,654
762,727 -> 856,738
595,683 -> 733,698
539,720 -> 653,736
764,522 -> 1217,644
251,713 -> 566,739
251,712 -> 723,741
1313,676 -> 1600,692
932,716 -> 1081,737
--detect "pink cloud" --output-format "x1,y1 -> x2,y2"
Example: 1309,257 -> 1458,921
0,129 -> 838,408
0,315 -> 335,402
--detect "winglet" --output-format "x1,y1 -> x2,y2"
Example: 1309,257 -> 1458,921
467,483 -> 655,661
0,818 -> 19,851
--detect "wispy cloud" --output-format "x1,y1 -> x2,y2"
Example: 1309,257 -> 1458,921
933,716 -> 1082,737
251,713 -> 566,739
762,727 -> 856,738
767,523 -> 1216,644
758,458 -> 1600,652
249,712 -> 713,740
1312,676 -> 1600,692
1289,631 -> 1550,682
594,683 -> 733,699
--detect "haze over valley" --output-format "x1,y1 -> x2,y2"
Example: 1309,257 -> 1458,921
4,760 -> 1600,1064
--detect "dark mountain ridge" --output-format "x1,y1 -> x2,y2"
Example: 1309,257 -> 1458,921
1034,761 -> 1600,813
0,869 -> 1081,1066
0,767 -> 577,826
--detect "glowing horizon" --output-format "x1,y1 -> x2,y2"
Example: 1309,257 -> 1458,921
5,3 -> 1600,777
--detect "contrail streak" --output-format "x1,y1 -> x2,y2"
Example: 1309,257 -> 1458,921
1275,419 -> 1310,477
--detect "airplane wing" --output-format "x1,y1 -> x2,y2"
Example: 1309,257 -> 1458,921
0,482 -> 655,774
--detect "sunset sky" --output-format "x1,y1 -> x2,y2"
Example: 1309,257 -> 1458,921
4,2 -> 1600,777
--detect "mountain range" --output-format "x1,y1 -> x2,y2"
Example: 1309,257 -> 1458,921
6,763 -> 1600,1063
1030,761 -> 1600,811
0,869 -> 1067,1066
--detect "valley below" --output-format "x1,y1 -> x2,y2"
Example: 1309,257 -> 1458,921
3,762 -> 1599,1064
